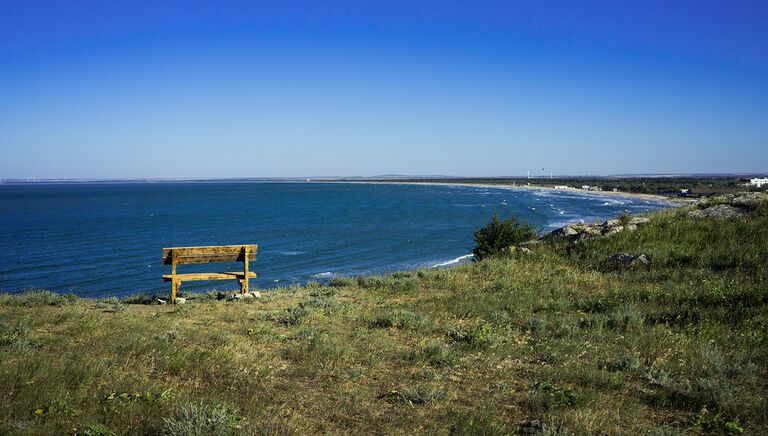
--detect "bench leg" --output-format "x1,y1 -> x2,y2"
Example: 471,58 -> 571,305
240,279 -> 248,294
172,280 -> 180,304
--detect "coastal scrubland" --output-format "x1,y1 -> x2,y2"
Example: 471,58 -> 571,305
1,197 -> 766,435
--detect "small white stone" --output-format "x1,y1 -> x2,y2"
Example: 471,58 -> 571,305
175,298 -> 186,304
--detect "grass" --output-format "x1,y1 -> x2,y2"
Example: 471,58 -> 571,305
0,201 -> 767,434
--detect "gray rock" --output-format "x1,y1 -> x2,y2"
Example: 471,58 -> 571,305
732,192 -> 768,208
688,204 -> 746,220
231,291 -> 261,300
175,297 -> 186,304
607,253 -> 649,269
629,217 -> 650,225
157,298 -> 167,305
604,225 -> 624,237
548,225 -> 579,239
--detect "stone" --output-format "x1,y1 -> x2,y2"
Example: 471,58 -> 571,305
688,204 -> 746,220
607,253 -> 649,269
629,217 -> 650,225
732,192 -> 768,208
518,247 -> 532,255
549,225 -> 578,239
231,291 -> 261,300
175,298 -> 186,304
604,226 -> 624,237
157,298 -> 167,305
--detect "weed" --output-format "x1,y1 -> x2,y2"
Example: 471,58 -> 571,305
531,381 -> 581,409
371,309 -> 426,329
162,402 -> 242,436
381,385 -> 446,405
448,323 -> 493,349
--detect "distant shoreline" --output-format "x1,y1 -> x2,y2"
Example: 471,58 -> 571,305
318,180 -> 691,206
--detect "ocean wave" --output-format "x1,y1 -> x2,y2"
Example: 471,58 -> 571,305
277,250 -> 306,256
312,272 -> 333,278
432,254 -> 474,268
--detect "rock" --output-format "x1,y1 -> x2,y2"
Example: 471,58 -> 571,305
604,225 -> 624,237
157,298 -> 167,305
710,194 -> 735,203
626,224 -> 638,232
629,217 -> 650,225
732,192 -> 768,208
688,204 -> 746,220
231,292 -> 261,300
607,253 -> 649,269
548,225 -> 579,239
604,219 -> 620,227
175,298 -> 186,304
503,246 -> 533,255
574,224 -> 602,236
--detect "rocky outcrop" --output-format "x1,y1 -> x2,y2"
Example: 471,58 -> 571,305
687,204 -> 746,220
732,192 -> 768,208
687,192 -> 767,220
546,216 -> 650,241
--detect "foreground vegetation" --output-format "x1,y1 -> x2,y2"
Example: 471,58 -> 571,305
1,198 -> 767,434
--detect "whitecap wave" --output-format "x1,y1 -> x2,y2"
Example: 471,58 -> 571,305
432,254 -> 474,268
278,250 -> 306,256
312,272 -> 333,278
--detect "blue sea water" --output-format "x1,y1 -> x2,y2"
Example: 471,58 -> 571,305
0,182 -> 669,298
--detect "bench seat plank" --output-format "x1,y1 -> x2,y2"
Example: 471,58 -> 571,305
162,272 -> 257,282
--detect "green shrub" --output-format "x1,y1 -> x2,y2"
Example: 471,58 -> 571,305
372,309 -> 427,330
162,402 -> 242,436
473,213 -> 537,260
448,323 -> 493,349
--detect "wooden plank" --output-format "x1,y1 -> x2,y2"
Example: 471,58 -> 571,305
162,245 -> 258,265
162,253 -> 257,265
162,245 -> 257,257
162,271 -> 257,282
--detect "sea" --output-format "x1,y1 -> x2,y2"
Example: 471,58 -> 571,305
0,182 -> 670,298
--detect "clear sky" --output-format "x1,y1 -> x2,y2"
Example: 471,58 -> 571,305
1,1 -> 767,178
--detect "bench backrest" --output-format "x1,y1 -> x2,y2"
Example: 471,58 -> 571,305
162,245 -> 258,265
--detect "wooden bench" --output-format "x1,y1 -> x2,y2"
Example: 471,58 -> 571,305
162,244 -> 258,303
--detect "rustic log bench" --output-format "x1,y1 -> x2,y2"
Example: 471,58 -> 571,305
162,244 -> 257,303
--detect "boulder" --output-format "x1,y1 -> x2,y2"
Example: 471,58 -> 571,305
688,204 -> 746,220
175,298 -> 187,304
231,291 -> 261,300
604,225 -> 624,237
548,225 -> 579,239
607,253 -> 649,269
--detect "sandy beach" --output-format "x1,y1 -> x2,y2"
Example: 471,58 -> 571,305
320,180 -> 692,206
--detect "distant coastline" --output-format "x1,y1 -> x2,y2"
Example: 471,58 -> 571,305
318,180 -> 690,206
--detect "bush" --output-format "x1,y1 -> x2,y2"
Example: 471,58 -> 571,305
163,402 -> 241,436
472,213 -> 537,260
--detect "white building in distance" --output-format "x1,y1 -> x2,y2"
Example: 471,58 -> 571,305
750,178 -> 768,187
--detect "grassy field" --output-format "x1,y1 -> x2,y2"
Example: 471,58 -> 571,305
1,200 -> 766,434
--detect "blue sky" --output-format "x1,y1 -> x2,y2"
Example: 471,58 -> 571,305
1,1 -> 767,178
